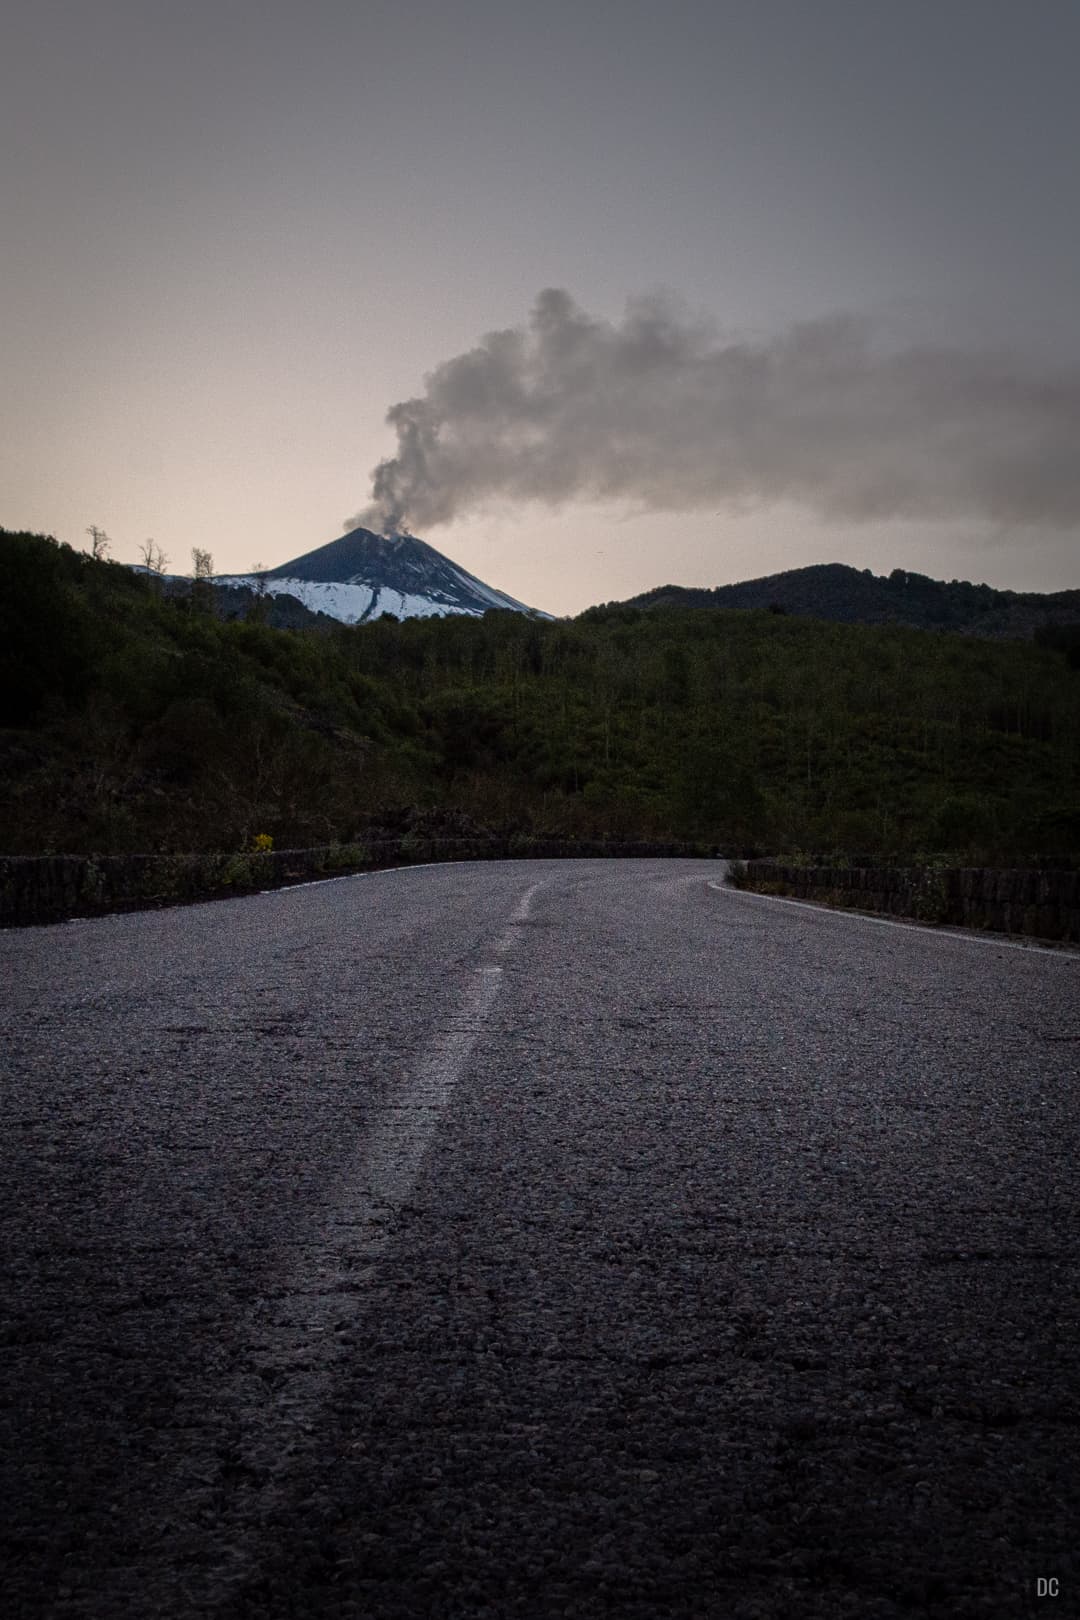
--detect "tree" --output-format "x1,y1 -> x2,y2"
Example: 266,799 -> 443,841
191,547 -> 215,614
249,561 -> 271,624
86,525 -> 111,561
138,538 -> 169,577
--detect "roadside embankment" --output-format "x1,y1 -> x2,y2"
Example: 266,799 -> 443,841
735,860 -> 1080,942
0,838 -> 714,927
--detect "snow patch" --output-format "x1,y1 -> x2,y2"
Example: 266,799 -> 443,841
217,575 -> 491,624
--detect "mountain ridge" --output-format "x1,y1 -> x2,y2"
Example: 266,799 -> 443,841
619,562 -> 1080,638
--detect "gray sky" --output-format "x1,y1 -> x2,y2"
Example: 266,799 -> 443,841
3,0 -> 1079,614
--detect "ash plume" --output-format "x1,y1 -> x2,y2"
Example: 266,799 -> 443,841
350,287 -> 1080,536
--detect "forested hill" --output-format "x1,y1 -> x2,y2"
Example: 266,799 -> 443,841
626,562 -> 1080,639
2,528 -> 1078,862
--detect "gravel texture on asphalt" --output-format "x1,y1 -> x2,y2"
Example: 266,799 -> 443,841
1,858 -> 1078,1619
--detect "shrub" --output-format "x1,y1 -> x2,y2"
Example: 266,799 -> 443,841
221,855 -> 254,887
726,858 -> 749,888
326,842 -> 368,870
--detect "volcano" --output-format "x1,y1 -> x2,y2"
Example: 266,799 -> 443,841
217,528 -> 549,624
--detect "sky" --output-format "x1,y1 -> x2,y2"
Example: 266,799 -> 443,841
3,0 -> 1079,617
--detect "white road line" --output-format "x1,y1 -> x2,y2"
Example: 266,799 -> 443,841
162,965 -> 505,1611
493,880 -> 544,952
338,964 -> 503,1261
264,964 -> 504,1342
511,881 -> 543,922
168,881 -> 542,1611
707,880 -> 1080,960
256,859 -> 476,896
271,883 -> 544,1347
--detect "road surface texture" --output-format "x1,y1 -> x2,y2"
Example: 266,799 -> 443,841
2,858 -> 1078,1620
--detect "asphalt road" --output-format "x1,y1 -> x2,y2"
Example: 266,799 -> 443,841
2,859 -> 1078,1619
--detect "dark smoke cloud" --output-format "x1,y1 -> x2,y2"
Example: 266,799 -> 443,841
350,288 -> 1080,537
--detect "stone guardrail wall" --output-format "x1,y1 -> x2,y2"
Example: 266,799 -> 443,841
740,861 -> 1080,943
0,839 -> 714,928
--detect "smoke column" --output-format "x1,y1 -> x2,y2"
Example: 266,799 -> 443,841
351,287 -> 1080,537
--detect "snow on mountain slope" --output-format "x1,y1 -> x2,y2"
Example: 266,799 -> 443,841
240,577 -> 450,624
218,527 -> 550,625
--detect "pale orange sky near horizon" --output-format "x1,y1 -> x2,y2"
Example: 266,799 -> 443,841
4,0 -> 1079,615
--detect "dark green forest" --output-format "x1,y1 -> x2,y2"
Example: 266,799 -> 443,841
2,528 -> 1078,860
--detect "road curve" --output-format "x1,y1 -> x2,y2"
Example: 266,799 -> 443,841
2,859 -> 1078,1619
